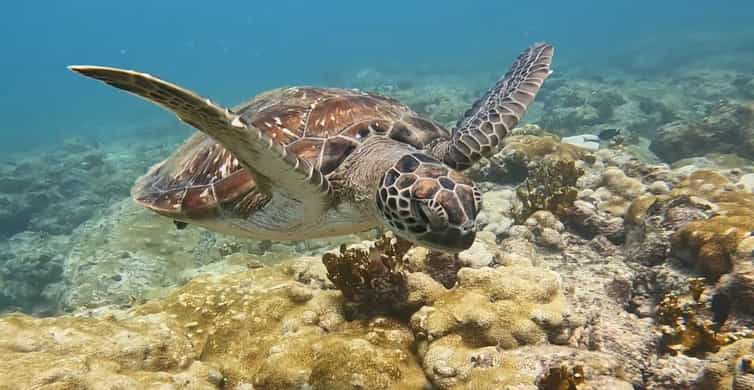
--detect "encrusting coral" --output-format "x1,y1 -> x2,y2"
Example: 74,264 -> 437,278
699,339 -> 754,390
486,132 -> 591,182
0,257 -> 430,390
0,236 -> 636,390
625,169 -> 754,280
668,170 -> 754,280
409,256 -> 571,388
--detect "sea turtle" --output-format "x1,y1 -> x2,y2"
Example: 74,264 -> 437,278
69,43 -> 553,252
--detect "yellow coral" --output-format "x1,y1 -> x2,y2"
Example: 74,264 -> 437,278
501,134 -> 589,164
0,259 -> 430,389
627,170 -> 754,280
669,171 -> 754,280
410,257 -> 567,389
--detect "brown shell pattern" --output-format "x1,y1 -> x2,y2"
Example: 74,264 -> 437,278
236,87 -> 449,175
135,87 -> 450,217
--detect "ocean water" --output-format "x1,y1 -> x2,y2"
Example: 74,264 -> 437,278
2,0 -> 752,152
4,1 -> 754,387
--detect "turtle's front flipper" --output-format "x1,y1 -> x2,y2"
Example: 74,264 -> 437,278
432,43 -> 553,170
69,66 -> 329,222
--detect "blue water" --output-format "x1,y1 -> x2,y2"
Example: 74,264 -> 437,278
2,0 -> 753,153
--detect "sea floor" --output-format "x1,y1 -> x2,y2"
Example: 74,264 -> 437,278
2,57 -> 754,388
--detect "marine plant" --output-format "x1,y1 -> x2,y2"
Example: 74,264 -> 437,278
513,159 -> 583,224
322,234 -> 413,306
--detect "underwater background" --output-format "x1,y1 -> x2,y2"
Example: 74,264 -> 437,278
3,1 -> 754,388
2,0 -> 753,152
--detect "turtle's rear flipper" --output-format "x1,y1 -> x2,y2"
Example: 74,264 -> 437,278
69,65 -> 329,222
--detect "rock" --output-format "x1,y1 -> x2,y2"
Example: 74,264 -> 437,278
538,227 -> 564,249
625,195 -> 709,266
721,237 -> 754,315
738,173 -> 754,192
457,231 -> 498,268
644,355 -> 705,389
649,180 -> 671,194
650,100 -> 754,162
0,231 -> 69,314
699,339 -> 754,390
567,199 -> 625,244
561,134 -> 600,151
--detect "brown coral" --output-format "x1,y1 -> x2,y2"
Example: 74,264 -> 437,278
514,159 -> 583,224
656,276 -> 753,358
538,364 -> 587,390
700,340 -> 754,390
322,235 -> 413,307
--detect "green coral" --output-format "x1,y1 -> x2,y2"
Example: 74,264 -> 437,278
513,159 -> 583,224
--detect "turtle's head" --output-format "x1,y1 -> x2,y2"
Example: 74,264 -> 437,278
376,152 -> 481,253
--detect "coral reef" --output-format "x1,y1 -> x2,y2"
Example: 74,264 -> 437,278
667,170 -> 754,280
9,52 -> 754,390
0,233 -> 642,390
0,259 -> 429,389
513,159 -> 583,224
0,136 -> 175,238
410,263 -> 568,388
650,100 -> 754,162
322,235 -> 412,307
484,132 -> 591,183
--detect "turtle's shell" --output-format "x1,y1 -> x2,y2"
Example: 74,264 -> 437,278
133,87 -> 450,217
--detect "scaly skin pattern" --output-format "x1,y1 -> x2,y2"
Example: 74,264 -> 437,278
429,43 -> 553,170
333,136 -> 480,252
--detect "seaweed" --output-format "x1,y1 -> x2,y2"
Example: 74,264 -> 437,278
322,235 -> 413,307
513,159 -> 583,224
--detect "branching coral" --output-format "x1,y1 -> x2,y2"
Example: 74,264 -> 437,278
513,159 -> 583,224
538,364 -> 587,390
656,277 -> 752,357
322,235 -> 413,306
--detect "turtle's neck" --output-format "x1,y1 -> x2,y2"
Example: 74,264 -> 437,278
332,136 -> 417,208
